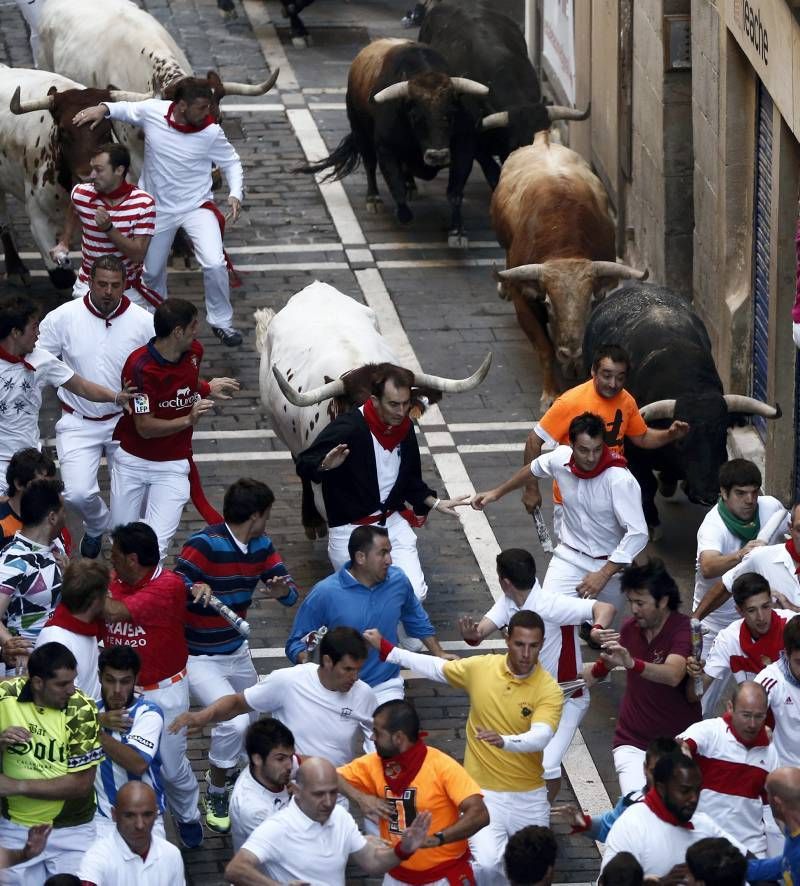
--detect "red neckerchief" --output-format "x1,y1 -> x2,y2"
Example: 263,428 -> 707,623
786,539 -> 800,574
643,787 -> 694,830
363,397 -> 412,452
45,602 -> 104,639
567,444 -> 628,479
164,102 -> 215,133
83,294 -> 131,328
0,345 -> 34,372
381,740 -> 428,794
723,709 -> 770,748
735,610 -> 785,674
93,181 -> 135,204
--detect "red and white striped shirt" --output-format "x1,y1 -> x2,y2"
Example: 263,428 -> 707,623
71,183 -> 156,287
678,715 -> 778,856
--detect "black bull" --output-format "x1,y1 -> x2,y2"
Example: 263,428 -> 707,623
583,283 -> 780,530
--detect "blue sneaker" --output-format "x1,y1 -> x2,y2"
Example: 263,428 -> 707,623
79,533 -> 103,559
176,818 -> 204,849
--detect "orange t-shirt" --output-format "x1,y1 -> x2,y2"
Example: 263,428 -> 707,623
536,380 -> 647,503
338,746 -> 481,873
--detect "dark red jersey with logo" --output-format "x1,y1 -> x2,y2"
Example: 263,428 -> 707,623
113,339 -> 211,461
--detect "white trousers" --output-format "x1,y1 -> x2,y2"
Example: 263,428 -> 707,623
470,787 -> 549,886
14,0 -> 42,65
140,676 -> 200,824
143,208 -> 233,328
542,545 -> 623,613
109,448 -> 189,559
793,322 -> 800,349
699,628 -> 732,718
542,692 -> 590,781
613,744 -> 646,797
328,511 -> 428,601
384,875 -> 453,886
188,643 -> 258,770
0,818 -> 95,885
72,278 -> 157,313
56,412 -> 118,537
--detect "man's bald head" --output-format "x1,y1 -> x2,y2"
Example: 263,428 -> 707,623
116,781 -> 157,810
766,768 -> 800,831
727,681 -> 769,745
731,681 -> 768,709
113,781 -> 158,854
295,757 -> 338,824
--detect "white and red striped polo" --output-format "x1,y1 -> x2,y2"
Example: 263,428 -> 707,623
678,715 -> 778,855
71,183 -> 156,287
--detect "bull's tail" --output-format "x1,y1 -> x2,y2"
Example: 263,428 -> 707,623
253,308 -> 276,352
294,132 -> 361,181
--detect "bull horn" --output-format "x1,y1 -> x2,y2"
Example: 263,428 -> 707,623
272,366 -> 345,407
221,68 -> 280,96
480,111 -> 509,130
723,395 -> 781,419
108,89 -> 154,102
10,86 -> 53,114
639,400 -> 676,422
373,81 -> 409,104
414,351 -> 492,394
498,264 -> 545,282
547,102 -> 591,122
590,260 -> 649,280
450,77 -> 490,97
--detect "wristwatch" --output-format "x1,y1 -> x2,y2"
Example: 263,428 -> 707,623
434,831 -> 446,846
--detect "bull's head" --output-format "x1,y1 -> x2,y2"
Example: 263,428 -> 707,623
496,259 -> 647,378
639,392 -> 781,507
480,101 -> 591,152
372,73 -> 488,168
9,85 -> 147,190
162,69 -> 279,121
272,353 -> 493,411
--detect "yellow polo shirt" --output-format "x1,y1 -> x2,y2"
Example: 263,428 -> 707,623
443,655 -> 563,791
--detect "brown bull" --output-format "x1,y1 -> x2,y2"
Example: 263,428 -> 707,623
491,131 -> 646,409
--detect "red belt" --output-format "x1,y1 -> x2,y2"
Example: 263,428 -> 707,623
351,508 -> 427,530
390,849 -> 474,885
563,543 -> 609,561
352,510 -> 395,526
60,400 -> 120,422
137,666 -> 187,692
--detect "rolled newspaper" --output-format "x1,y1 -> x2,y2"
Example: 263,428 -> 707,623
532,506 -> 554,553
756,507 -> 789,544
301,625 -> 328,653
207,595 -> 251,638
690,618 -> 704,698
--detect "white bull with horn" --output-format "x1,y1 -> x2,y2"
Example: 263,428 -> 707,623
0,66 -> 150,289
255,280 -> 492,538
36,0 -> 278,178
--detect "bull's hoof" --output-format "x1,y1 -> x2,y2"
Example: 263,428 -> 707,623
658,475 -> 677,498
497,281 -> 510,301
648,524 -> 663,542
365,195 -> 383,213
448,231 -> 468,249
47,266 -> 76,290
292,35 -> 311,48
396,204 -> 413,224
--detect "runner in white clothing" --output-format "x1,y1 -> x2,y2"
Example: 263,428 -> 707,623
0,295 -> 133,480
76,83 -> 245,345
37,256 -> 154,558
692,458 -> 787,714
472,412 -> 648,612
170,627 -> 376,767
229,718 -> 298,852
459,547 -> 617,803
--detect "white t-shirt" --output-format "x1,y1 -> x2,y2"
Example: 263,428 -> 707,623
704,610 -> 796,683
38,296 -> 154,420
77,826 -> 185,885
483,584 -> 594,681
0,348 -> 74,462
722,544 -> 800,606
241,797 -> 366,886
601,800 -> 745,878
35,624 -> 100,700
677,716 -> 779,855
230,763 -> 295,853
694,497 -> 787,636
756,659 -> 800,767
531,446 -> 648,563
243,664 -> 376,767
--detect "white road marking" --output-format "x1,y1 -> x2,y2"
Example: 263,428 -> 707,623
241,0 -> 613,824
241,0 -> 299,92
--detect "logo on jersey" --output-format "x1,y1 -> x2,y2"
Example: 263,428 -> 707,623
383,787 -> 417,835
339,707 -> 352,720
519,703 -> 533,719
158,390 -> 200,410
133,394 -> 150,414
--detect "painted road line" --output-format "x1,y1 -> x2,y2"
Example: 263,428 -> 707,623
245,0 -> 612,822
241,0 -> 299,92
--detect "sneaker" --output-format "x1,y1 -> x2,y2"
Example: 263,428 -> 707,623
204,787 -> 231,834
79,533 -> 103,559
176,818 -> 204,848
212,326 -> 243,347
